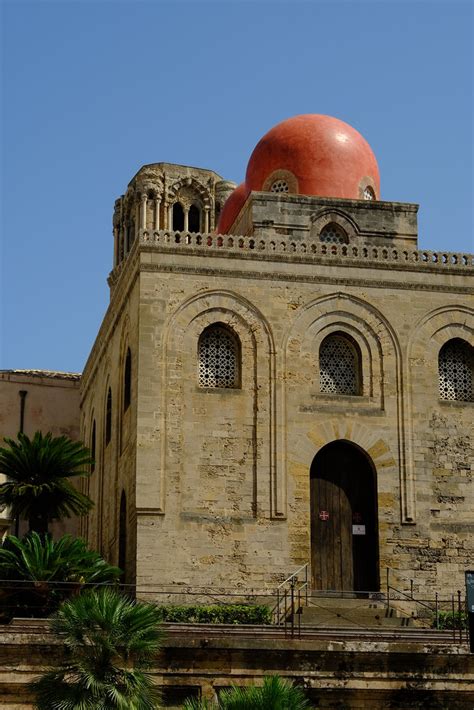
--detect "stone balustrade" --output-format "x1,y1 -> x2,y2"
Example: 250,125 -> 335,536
138,229 -> 474,270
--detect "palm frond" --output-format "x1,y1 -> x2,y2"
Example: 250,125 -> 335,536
0,431 -> 94,532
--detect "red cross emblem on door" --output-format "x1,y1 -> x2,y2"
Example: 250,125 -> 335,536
319,510 -> 330,521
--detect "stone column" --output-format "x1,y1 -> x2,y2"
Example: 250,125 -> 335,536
154,196 -> 161,231
204,206 -> 210,233
168,203 -> 173,230
140,194 -> 148,232
135,202 -> 140,240
184,207 -> 189,233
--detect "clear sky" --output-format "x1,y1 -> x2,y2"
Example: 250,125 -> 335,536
1,0 -> 473,373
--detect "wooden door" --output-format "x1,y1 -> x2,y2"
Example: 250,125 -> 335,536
310,441 -> 379,592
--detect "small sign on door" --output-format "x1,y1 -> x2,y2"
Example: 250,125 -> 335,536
352,524 -> 366,535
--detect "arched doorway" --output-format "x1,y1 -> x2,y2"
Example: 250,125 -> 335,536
310,440 -> 379,592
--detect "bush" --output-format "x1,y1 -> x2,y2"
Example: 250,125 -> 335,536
0,533 -> 121,620
155,603 -> 272,625
433,610 -> 468,630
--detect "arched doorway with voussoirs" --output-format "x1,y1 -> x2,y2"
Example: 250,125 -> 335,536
310,440 -> 380,593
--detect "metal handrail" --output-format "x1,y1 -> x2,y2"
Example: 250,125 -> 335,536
274,563 -> 309,633
277,562 -> 309,590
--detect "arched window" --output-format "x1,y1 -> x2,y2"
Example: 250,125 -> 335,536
320,223 -> 348,244
363,186 -> 375,201
90,420 -> 96,473
172,202 -> 184,231
105,388 -> 112,445
319,333 -> 361,395
123,348 -> 131,411
439,339 -> 473,402
188,204 -> 201,233
198,324 -> 240,388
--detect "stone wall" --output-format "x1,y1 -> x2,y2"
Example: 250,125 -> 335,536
1,622 -> 473,709
81,184 -> 474,598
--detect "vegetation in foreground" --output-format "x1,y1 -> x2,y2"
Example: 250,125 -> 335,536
156,603 -> 271,625
183,675 -> 312,709
0,532 -> 121,619
30,587 -> 163,710
0,431 -> 93,534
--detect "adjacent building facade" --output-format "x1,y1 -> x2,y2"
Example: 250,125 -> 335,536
76,114 -> 473,596
0,370 -> 81,536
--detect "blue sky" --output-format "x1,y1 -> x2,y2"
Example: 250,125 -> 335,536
1,0 -> 473,373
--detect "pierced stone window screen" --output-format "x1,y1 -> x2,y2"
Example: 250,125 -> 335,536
198,325 -> 240,388
320,223 -> 348,244
439,339 -> 473,402
271,180 -> 289,193
363,186 -> 375,201
319,334 -> 361,395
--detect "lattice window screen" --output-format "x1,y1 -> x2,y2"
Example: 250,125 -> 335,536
198,326 -> 239,388
320,223 -> 348,244
439,340 -> 473,402
271,180 -> 289,193
320,335 -> 359,395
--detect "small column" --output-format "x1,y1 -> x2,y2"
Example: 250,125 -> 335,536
135,202 -> 140,240
154,196 -> 161,231
183,207 -> 189,233
204,206 -> 210,233
168,203 -> 173,230
140,194 -> 148,232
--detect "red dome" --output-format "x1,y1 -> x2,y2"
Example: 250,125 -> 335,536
246,114 -> 379,201
217,182 -> 248,234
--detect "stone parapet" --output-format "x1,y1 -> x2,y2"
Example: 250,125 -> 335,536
131,229 -> 473,270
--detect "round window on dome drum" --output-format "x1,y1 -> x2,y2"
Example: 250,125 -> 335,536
271,180 -> 289,193
363,186 -> 375,201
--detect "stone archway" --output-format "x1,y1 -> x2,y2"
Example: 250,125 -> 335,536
310,440 -> 379,593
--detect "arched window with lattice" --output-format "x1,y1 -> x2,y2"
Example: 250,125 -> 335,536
198,324 -> 240,389
319,223 -> 348,244
319,333 -> 362,395
438,339 -> 473,402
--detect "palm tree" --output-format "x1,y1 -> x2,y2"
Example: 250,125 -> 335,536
0,431 -> 93,534
0,532 -> 121,619
30,587 -> 163,709
183,676 -> 311,709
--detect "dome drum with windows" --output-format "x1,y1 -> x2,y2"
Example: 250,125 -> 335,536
218,114 -> 380,234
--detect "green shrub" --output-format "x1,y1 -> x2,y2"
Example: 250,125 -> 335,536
433,610 -> 468,630
0,533 -> 121,620
155,603 -> 272,625
183,675 -> 312,709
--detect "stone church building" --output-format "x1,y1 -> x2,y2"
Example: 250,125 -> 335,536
74,114 -> 473,596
